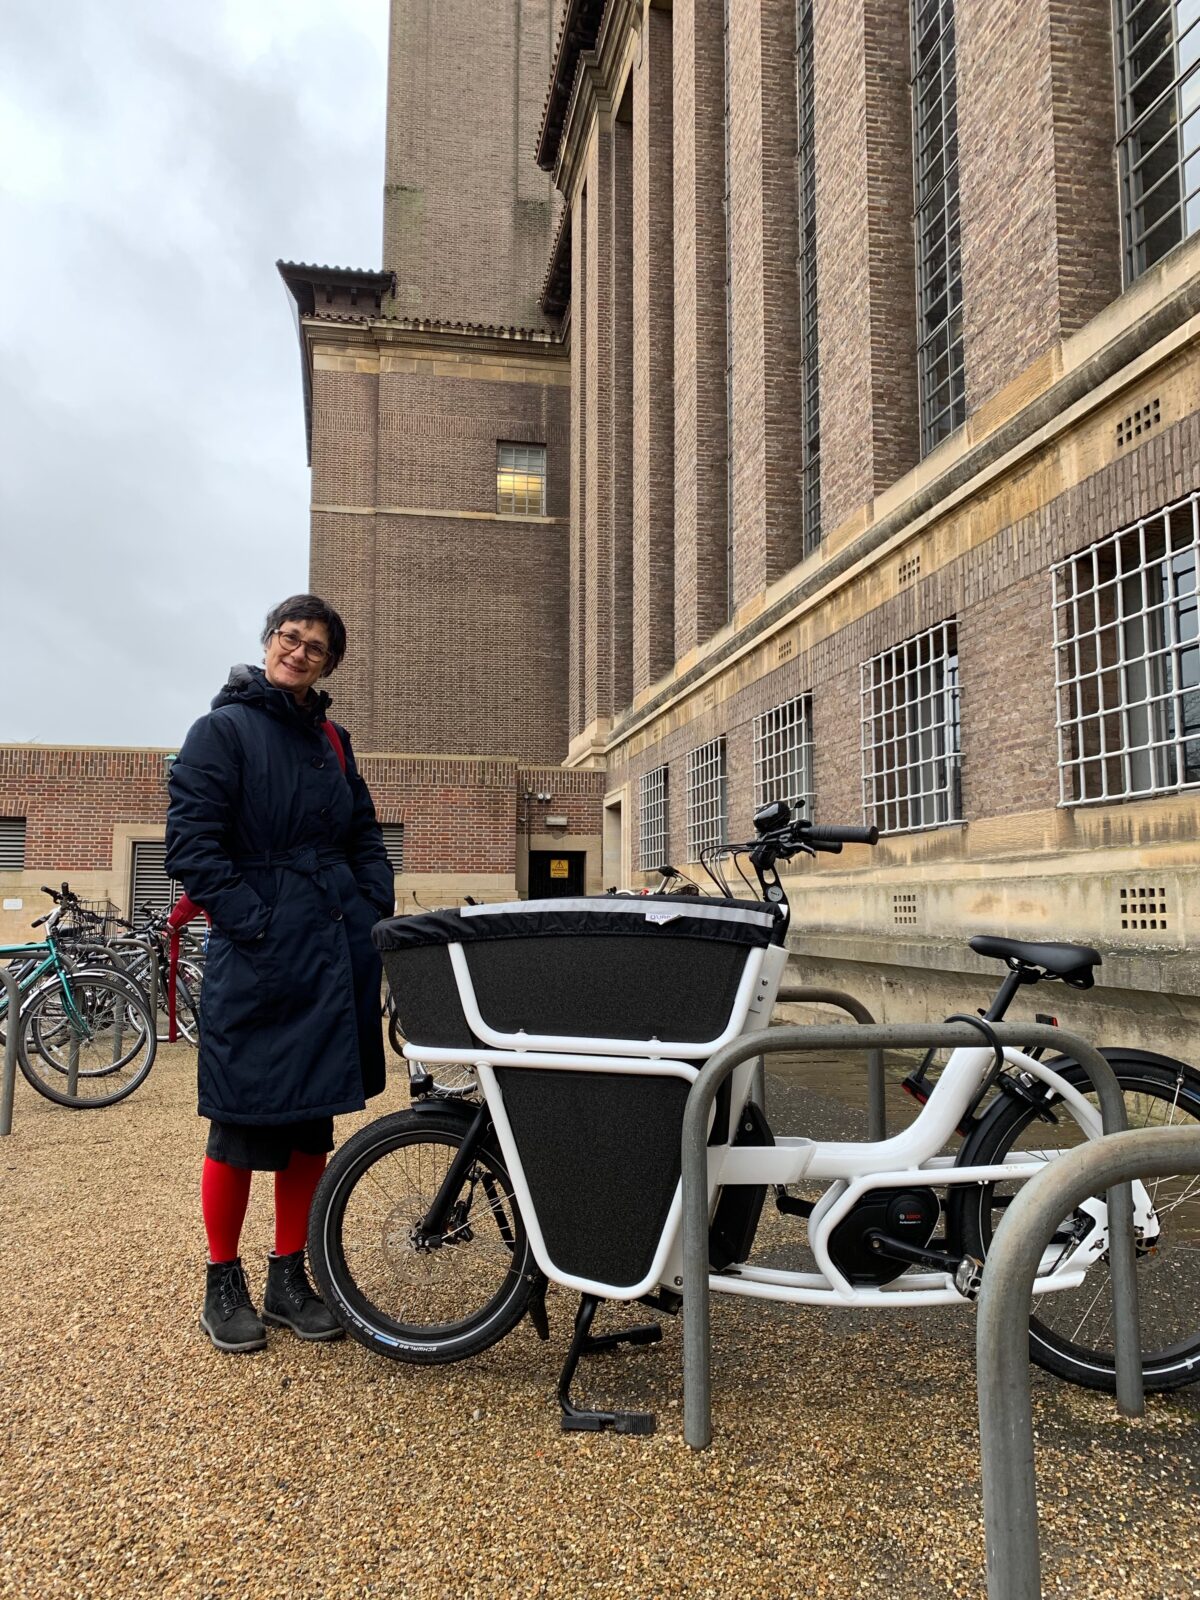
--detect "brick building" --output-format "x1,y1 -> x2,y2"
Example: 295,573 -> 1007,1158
280,0 -> 1200,1053
6,0 -> 1200,1059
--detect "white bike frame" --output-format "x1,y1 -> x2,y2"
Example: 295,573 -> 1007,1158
404,1031 -> 1156,1310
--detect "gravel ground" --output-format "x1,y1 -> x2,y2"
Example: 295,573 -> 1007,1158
1,1041 -> 1198,1600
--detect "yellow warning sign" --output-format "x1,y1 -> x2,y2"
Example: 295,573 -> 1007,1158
549,859 -> 570,879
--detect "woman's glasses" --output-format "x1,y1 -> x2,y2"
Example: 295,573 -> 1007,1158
273,627 -> 330,664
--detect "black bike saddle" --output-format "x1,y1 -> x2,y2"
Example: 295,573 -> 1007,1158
969,935 -> 1102,987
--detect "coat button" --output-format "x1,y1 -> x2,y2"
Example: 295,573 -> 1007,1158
319,807 -> 330,819
311,757 -> 326,769
330,907 -> 343,921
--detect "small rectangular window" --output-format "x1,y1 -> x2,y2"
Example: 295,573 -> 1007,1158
0,817 -> 26,870
754,696 -> 815,815
861,621 -> 961,833
380,823 -> 405,872
496,443 -> 547,515
687,738 -> 728,859
638,767 -> 669,872
1052,491 -> 1200,805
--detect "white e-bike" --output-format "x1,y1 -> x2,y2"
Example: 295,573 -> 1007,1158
308,804 -> 1200,1432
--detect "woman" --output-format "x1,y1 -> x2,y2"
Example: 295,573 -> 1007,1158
166,595 -> 395,1354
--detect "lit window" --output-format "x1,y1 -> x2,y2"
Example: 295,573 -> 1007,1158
754,697 -> 814,814
687,739 -> 728,859
496,443 -> 547,515
638,767 -> 669,871
1053,491 -> 1200,805
861,622 -> 961,833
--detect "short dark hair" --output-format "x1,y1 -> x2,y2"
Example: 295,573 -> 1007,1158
261,594 -> 347,676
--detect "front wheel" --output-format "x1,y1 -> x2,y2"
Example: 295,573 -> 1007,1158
953,1051 -> 1200,1392
18,972 -> 157,1108
307,1106 -> 538,1364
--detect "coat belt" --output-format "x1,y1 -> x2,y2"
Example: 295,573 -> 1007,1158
233,847 -> 347,876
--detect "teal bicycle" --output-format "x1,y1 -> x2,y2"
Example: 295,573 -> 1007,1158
1,885 -> 157,1109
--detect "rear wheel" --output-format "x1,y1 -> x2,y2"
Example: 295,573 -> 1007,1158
307,1106 -> 537,1363
955,1052 -> 1200,1392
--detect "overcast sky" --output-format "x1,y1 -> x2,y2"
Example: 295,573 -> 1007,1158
1,0 -> 388,747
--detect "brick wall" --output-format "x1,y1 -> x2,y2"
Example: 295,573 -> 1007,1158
728,0 -> 803,607
610,406 -> 1200,858
633,8 -> 676,692
0,748 -> 171,872
813,0 -> 919,532
384,0 -> 561,330
957,0 -> 1121,413
0,746 -> 606,924
671,0 -> 729,658
309,350 -> 571,762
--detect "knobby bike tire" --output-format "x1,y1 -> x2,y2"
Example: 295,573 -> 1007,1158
308,1105 -> 538,1364
17,971 -> 157,1109
952,1050 -> 1200,1392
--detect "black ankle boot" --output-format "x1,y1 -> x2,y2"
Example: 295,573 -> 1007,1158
262,1250 -> 344,1342
200,1257 -> 267,1353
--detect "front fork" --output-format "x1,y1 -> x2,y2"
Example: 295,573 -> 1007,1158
414,1102 -> 491,1243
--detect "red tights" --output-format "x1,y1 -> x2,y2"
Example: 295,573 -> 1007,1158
201,1151 -> 327,1263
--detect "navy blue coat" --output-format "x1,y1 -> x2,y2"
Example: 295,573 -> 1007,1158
165,666 -> 394,1125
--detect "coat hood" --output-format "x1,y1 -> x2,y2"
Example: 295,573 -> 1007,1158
213,663 -> 332,725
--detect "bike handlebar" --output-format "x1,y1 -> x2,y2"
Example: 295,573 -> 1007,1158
805,823 -> 880,846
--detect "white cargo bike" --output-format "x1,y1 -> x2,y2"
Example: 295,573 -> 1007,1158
308,803 -> 1200,1432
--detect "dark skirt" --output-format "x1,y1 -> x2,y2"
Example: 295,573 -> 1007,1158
206,1116 -> 335,1172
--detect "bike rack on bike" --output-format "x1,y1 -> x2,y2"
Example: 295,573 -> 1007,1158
765,985 -> 886,1140
681,1021 -> 1142,1449
1,968 -> 17,1136
976,1124 -> 1200,1600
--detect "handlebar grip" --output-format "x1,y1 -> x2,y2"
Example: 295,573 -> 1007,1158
808,838 -> 843,854
30,913 -> 49,927
40,885 -> 58,899
805,824 -> 879,846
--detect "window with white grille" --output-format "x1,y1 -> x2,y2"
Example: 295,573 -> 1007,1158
1052,491 -> 1200,806
0,817 -> 26,870
687,739 -> 728,859
496,443 -> 546,515
129,839 -> 181,915
638,766 -> 669,872
861,622 -> 961,833
753,696 -> 814,814
1114,0 -> 1200,282
380,824 -> 404,872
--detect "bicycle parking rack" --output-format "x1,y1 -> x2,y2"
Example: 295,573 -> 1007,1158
977,1125 -> 1200,1600
680,1021 -> 1142,1449
1,968 -> 17,1135
767,985 -> 886,1140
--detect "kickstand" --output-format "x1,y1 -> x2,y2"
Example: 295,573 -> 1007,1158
557,1294 -> 661,1435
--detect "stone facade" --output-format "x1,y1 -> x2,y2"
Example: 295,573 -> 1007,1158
537,0 -> 1200,1051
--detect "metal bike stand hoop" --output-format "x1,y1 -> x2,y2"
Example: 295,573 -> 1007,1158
976,1125 -> 1200,1600
681,1021 -> 1141,1449
1,968 -> 18,1136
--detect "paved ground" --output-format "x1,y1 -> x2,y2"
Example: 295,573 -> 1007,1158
1,1037 -> 1198,1599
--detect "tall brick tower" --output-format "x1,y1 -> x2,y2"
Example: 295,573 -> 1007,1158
280,1 -> 606,907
